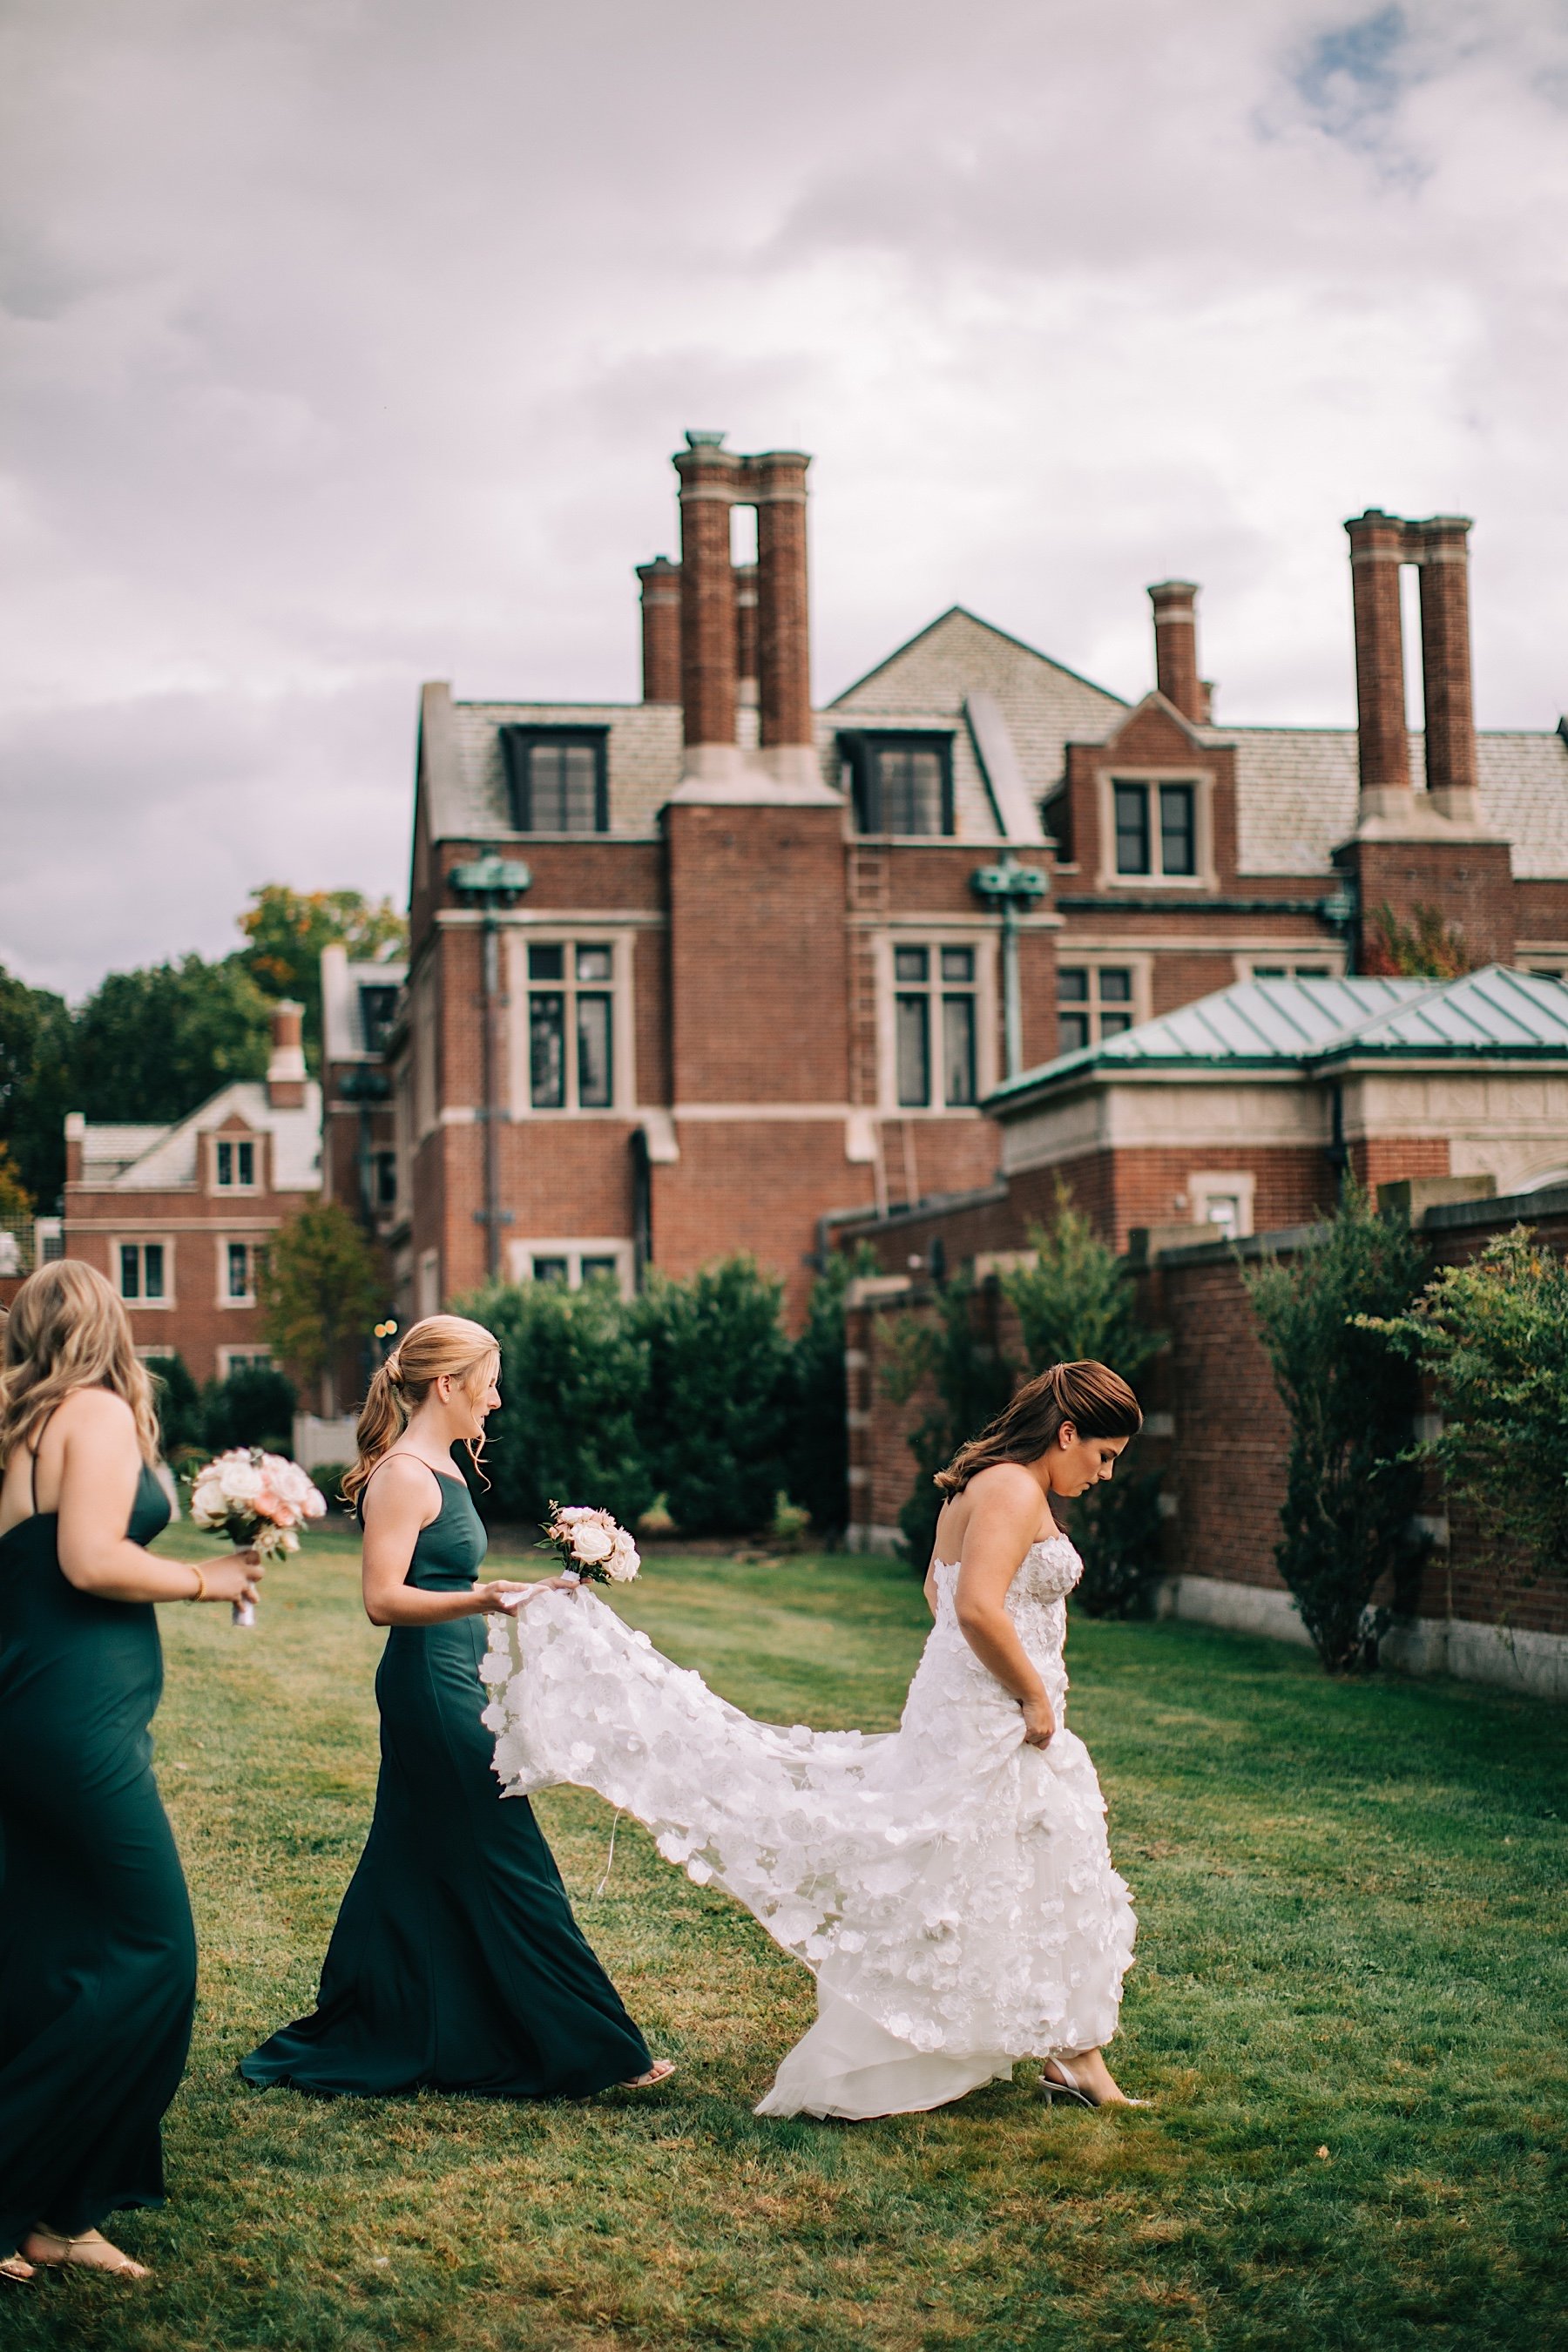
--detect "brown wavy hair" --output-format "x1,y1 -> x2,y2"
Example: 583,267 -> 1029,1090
343,1313 -> 501,1505
0,1260 -> 162,1471
933,1359 -> 1142,1497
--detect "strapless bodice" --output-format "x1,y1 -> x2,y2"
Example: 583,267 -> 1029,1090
930,1532 -> 1082,1686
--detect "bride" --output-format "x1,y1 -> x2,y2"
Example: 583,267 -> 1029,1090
482,1359 -> 1144,2119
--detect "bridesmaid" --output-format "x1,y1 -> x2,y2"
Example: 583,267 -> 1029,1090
240,1313 -> 670,2099
0,1264 -> 262,2287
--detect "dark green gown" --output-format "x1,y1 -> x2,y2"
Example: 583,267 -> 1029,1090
240,1470 -> 652,2098
0,1457 -> 195,2254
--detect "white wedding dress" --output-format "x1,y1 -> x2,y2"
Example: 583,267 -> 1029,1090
480,1532 -> 1136,2119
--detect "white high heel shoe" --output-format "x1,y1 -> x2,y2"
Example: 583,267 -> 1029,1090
1039,2057 -> 1151,2109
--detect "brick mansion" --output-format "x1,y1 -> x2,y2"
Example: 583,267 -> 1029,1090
360,435 -> 1568,1328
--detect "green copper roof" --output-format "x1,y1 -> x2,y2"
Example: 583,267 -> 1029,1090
990,966 -> 1568,1108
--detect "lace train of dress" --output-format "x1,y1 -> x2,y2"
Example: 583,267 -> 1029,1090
481,1537 -> 1136,2119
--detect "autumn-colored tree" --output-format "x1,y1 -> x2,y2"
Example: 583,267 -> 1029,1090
259,1203 -> 388,1414
240,886 -> 406,1065
1362,902 -> 1471,980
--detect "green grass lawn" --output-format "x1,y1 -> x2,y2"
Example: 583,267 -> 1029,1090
8,1525 -> 1566,2350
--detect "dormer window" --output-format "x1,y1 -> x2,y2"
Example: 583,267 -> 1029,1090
215,1139 -> 256,1190
1112,781 -> 1196,878
840,733 -> 955,836
501,727 -> 609,834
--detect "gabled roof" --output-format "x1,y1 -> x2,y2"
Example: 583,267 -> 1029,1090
989,966 -> 1568,1112
80,1083 -> 322,1192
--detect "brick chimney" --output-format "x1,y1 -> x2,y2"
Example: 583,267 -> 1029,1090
1414,514 -> 1479,821
267,1000 -> 308,1110
1147,579 -> 1210,724
636,557 -> 681,704
1346,509 -> 1414,817
674,429 -> 741,780
747,449 -> 816,789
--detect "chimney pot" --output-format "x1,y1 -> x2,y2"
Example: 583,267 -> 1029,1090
636,556 -> 682,704
1413,514 -> 1478,817
673,434 -> 742,754
1345,509 -> 1413,811
746,449 -> 814,755
1147,579 -> 1206,725
267,999 -> 308,1110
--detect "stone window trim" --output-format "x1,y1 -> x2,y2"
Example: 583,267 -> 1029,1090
874,929 -> 997,1116
506,930 -> 635,1119
210,1132 -> 260,1193
217,1233 -> 265,1308
505,1238 -> 635,1300
838,730 -> 956,839
499,725 -> 611,835
112,1236 -> 174,1308
1232,950 -> 1346,983
1186,1170 -> 1257,1240
1055,951 -> 1153,1052
1093,764 -> 1217,892
217,1346 -> 275,1378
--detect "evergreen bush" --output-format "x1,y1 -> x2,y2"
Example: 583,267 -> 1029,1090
458,1277 -> 654,1535
785,1244 -> 880,1540
1002,1186 -> 1166,1617
1244,1185 -> 1427,1673
201,1362 -> 299,1456
882,1277 -> 1015,1569
639,1259 -> 791,1536
146,1352 -> 204,1459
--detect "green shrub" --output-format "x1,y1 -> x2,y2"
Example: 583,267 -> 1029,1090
1245,1184 -> 1427,1673
1001,1186 -> 1166,1618
457,1277 -> 654,1534
639,1259 -> 791,1537
882,1276 -> 1015,1569
1360,1226 -> 1568,1581
784,1244 -> 880,1539
201,1362 -> 299,1456
146,1351 -> 204,1457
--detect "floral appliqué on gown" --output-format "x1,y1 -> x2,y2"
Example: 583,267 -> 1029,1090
481,1532 -> 1136,2119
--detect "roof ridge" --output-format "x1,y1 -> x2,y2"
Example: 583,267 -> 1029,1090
828,605 -> 1130,710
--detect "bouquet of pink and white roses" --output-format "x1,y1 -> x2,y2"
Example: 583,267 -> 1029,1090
539,1502 -> 640,1586
187,1447 -> 328,1625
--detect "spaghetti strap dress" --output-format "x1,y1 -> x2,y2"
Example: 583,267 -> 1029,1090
0,1442 -> 195,2254
240,1467 -> 652,2099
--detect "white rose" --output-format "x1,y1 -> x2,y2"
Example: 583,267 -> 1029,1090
191,1479 -> 226,1524
571,1521 -> 614,1564
223,1463 -> 266,1503
605,1539 -> 640,1583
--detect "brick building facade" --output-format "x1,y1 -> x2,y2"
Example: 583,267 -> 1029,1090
365,440 -> 1568,1330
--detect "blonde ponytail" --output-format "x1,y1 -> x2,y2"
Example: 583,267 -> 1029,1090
342,1314 -> 501,1505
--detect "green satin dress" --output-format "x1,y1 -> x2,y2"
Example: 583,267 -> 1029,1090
0,1455 -> 195,2254
240,1470 -> 652,2098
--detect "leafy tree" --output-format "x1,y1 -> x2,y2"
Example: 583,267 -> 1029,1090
145,1352 -> 205,1459
1363,902 -> 1471,980
240,885 -> 406,1064
0,965 -> 73,1208
1362,1227 -> 1568,1581
1245,1185 -> 1428,1672
200,1362 -> 299,1456
882,1276 -> 1015,1570
457,1276 -> 654,1534
260,1204 -> 387,1409
639,1259 -> 792,1536
784,1244 -> 881,1539
71,955 -> 273,1125
0,1141 -> 33,1224
1001,1186 -> 1166,1616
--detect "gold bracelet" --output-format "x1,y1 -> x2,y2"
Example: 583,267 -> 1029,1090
188,1564 -> 207,1603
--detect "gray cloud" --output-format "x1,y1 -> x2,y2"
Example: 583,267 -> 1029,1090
2,0 -> 1565,996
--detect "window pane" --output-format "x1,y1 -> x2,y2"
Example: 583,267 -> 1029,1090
1204,1196 -> 1241,1236
893,945 -> 929,984
942,995 -> 977,1106
227,1242 -> 248,1299
528,944 -> 564,981
580,1256 -> 618,1284
940,946 -> 974,983
1058,1011 -> 1091,1054
1099,1010 -> 1132,1037
237,1139 -> 254,1186
577,994 -> 613,1109
896,994 -> 930,1106
119,1243 -> 139,1300
1113,783 -> 1150,875
531,1256 -> 569,1284
144,1244 -> 165,1301
576,943 -> 612,983
879,746 -> 945,835
1159,783 -> 1196,876
528,742 -> 600,832
360,986 -> 398,1053
216,1140 -> 233,1186
530,993 -> 565,1107
1057,967 -> 1088,1002
1098,968 -> 1132,1003
376,1151 -> 397,1206
1251,966 -> 1286,979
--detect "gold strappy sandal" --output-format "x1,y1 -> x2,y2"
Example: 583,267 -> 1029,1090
24,2224 -> 150,2280
620,2059 -> 676,2090
1,2253 -> 37,2286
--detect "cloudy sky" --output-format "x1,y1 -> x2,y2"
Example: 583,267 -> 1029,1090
3,0 -> 1566,998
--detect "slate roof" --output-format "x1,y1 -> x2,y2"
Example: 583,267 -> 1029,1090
990,966 -> 1568,1110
